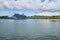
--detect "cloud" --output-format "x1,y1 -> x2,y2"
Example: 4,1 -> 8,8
0,0 -> 60,13
39,12 -> 60,16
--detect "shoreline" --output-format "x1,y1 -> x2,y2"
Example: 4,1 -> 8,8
0,18 -> 60,20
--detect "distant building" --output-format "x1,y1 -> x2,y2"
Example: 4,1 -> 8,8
10,13 -> 27,20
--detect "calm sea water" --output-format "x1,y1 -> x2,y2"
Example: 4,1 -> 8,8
0,19 -> 60,40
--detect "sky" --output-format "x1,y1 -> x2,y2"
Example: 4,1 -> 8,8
0,0 -> 60,16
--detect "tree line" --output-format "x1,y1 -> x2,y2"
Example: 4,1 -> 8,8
0,16 -> 9,19
1,15 -> 60,19
27,15 -> 60,19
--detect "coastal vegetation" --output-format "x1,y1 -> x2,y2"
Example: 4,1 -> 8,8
27,15 -> 60,19
0,16 -> 9,19
1,15 -> 60,19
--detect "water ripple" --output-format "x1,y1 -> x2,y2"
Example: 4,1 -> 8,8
0,35 -> 60,40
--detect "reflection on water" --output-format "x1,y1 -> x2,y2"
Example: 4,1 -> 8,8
0,19 -> 60,40
49,19 -> 60,22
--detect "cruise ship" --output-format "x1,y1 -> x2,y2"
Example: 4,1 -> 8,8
10,13 -> 27,20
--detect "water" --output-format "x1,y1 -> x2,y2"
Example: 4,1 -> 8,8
0,19 -> 60,40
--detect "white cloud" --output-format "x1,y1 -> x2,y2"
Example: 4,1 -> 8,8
0,0 -> 60,13
39,12 -> 60,16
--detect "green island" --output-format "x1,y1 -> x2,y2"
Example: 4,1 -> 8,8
27,15 -> 60,19
1,13 -> 60,19
1,15 -> 60,19
0,16 -> 9,19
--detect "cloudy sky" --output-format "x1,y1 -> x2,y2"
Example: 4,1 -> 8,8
0,0 -> 60,16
